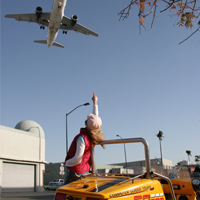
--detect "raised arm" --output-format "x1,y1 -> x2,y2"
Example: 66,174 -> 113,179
92,92 -> 99,116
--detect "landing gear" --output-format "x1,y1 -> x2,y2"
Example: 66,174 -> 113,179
40,26 -> 45,30
63,30 -> 67,34
58,1 -> 62,8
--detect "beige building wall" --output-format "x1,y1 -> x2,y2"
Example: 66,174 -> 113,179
0,120 -> 46,193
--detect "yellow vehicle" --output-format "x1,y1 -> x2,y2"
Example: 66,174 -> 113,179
55,138 -> 200,200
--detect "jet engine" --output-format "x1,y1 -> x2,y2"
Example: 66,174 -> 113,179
35,6 -> 43,19
70,15 -> 78,26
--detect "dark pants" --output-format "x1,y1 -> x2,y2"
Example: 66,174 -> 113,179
64,171 -> 89,184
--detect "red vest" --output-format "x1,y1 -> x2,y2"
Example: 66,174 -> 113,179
65,128 -> 92,174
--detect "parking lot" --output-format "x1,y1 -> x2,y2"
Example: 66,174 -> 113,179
0,191 -> 56,200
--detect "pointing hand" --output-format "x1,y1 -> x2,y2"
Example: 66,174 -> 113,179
92,92 -> 98,105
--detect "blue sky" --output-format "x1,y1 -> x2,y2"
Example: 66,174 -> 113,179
1,0 -> 199,166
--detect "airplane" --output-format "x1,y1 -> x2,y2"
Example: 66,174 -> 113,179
5,0 -> 98,48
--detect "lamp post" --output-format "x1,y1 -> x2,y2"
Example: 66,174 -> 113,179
116,134 -> 128,174
66,102 -> 90,154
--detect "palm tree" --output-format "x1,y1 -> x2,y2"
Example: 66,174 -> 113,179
195,155 -> 200,164
156,130 -> 164,166
186,150 -> 192,164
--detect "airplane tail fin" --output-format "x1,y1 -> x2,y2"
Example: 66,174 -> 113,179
34,40 -> 64,48
52,41 -> 64,48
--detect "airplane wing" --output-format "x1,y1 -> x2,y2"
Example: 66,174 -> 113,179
61,16 -> 98,37
5,13 -> 50,27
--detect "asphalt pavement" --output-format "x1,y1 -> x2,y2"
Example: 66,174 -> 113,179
0,191 -> 56,200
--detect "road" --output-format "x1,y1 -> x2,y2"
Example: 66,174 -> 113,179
0,191 -> 56,200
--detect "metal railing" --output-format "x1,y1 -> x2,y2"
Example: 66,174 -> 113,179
89,137 -> 176,200
91,137 -> 151,179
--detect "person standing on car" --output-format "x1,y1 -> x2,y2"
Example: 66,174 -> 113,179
64,92 -> 105,184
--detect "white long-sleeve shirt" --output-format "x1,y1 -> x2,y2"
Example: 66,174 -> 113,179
65,104 -> 98,167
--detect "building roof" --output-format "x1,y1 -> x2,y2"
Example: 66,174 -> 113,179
15,120 -> 45,139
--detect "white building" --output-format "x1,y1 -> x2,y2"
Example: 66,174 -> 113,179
112,158 -> 173,172
177,160 -> 189,166
0,120 -> 46,193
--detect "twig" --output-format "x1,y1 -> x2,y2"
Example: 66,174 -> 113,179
179,27 -> 199,44
151,2 -> 157,28
160,0 -> 175,13
118,0 -> 136,20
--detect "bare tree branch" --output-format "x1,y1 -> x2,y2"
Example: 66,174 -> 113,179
179,27 -> 199,44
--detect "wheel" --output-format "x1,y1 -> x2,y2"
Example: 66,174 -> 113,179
196,193 -> 200,200
179,195 -> 188,200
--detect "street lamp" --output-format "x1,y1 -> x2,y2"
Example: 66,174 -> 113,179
66,102 -> 90,154
116,135 -> 128,174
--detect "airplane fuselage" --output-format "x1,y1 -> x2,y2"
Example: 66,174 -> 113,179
47,0 -> 67,47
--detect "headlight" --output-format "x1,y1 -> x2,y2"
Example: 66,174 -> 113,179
192,179 -> 200,186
